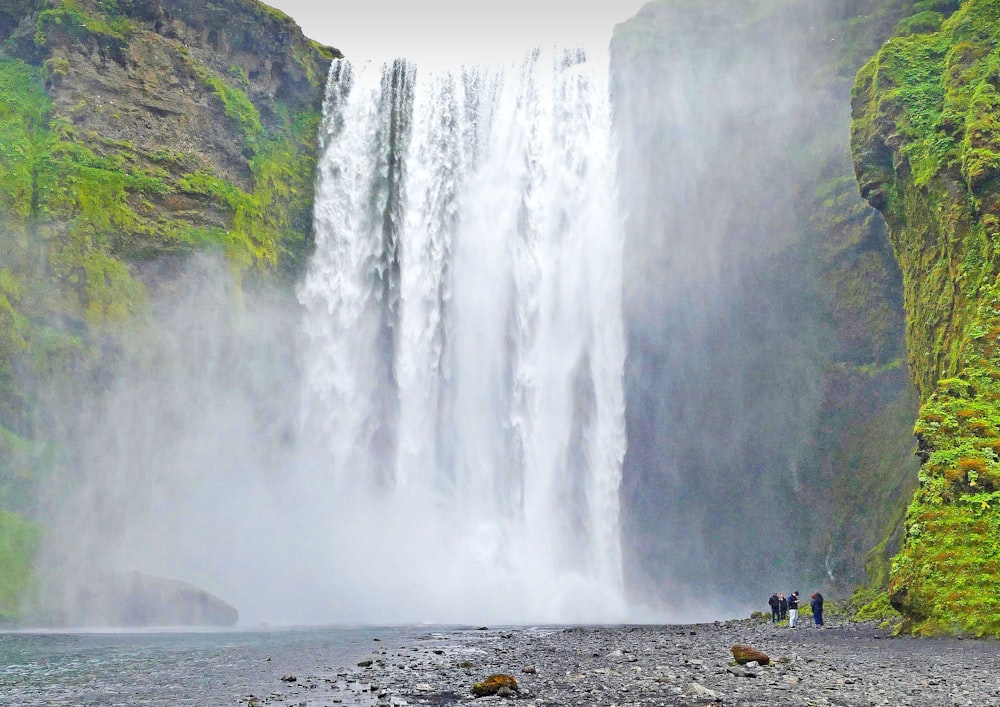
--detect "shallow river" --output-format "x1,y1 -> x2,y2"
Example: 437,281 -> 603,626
0,625 -> 413,706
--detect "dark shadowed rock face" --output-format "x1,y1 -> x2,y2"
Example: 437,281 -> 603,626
610,0 -> 917,609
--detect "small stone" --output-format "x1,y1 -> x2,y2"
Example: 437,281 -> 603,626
687,682 -> 722,701
472,674 -> 519,697
521,666 -> 537,674
415,683 -> 432,691
280,675 -> 297,682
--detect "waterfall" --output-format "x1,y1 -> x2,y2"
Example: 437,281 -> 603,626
296,48 -> 628,623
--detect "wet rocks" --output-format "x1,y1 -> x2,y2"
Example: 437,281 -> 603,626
264,619 -> 1000,706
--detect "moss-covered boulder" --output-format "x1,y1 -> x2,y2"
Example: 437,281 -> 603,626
852,0 -> 1000,635
472,674 -> 519,698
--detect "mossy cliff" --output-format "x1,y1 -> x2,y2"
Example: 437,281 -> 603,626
852,0 -> 1000,634
0,0 -> 336,620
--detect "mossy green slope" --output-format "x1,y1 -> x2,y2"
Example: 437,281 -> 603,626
0,0 -> 337,620
852,0 -> 1000,634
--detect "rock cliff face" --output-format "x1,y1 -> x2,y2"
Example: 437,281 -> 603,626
611,0 -> 921,608
0,0 -> 336,619
852,0 -> 1000,635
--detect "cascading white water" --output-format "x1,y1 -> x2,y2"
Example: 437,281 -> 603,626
297,48 -> 628,623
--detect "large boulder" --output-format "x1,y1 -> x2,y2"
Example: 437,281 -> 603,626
68,572 -> 239,627
731,644 -> 770,666
114,572 -> 239,627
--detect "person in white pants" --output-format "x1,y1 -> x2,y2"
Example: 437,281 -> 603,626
787,591 -> 800,627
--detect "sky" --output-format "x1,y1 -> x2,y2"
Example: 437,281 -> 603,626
264,0 -> 650,64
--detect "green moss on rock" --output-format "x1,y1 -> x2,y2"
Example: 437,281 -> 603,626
0,0 -> 339,621
852,0 -> 1000,635
472,674 -> 518,698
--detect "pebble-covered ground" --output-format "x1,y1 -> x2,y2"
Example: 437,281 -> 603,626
259,619 -> 1000,707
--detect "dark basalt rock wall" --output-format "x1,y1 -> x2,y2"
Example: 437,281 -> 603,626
611,0 -> 919,610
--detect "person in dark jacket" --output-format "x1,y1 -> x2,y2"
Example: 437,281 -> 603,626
779,593 -> 788,621
811,592 -> 824,626
768,592 -> 780,623
787,591 -> 800,627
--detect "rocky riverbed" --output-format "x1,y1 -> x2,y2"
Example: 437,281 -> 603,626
255,619 -> 1000,707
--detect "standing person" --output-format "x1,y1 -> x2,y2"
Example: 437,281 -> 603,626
811,592 -> 825,626
768,592 -> 780,624
787,591 -> 800,627
779,593 -> 788,621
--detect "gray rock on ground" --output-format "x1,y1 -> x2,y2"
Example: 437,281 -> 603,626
261,619 -> 1000,706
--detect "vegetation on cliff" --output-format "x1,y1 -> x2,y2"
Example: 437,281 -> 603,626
852,0 -> 1000,634
0,0 -> 336,620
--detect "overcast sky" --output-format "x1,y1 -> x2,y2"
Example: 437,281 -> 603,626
264,0 -> 649,63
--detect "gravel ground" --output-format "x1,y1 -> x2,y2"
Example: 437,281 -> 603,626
261,619 -> 1000,707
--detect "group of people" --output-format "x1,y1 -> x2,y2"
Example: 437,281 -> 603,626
767,591 -> 824,627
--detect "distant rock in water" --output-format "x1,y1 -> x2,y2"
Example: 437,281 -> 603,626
67,572 -> 239,628
114,572 -> 239,627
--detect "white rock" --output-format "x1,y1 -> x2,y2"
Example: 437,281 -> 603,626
688,682 -> 722,700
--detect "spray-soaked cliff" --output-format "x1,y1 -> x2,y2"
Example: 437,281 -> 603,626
610,0 -> 920,614
0,0 -> 335,620
852,0 -> 1000,635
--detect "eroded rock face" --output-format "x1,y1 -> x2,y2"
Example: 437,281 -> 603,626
8,0 -> 336,180
1,0 -> 339,270
0,1 -> 339,623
